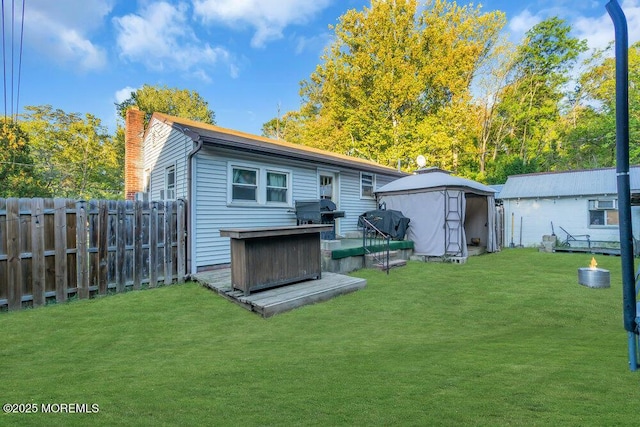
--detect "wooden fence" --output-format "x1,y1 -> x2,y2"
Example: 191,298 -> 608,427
0,198 -> 187,311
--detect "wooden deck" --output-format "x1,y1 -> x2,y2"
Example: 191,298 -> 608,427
553,246 -> 620,256
193,269 -> 366,317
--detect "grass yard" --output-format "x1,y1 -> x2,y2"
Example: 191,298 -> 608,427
1,249 -> 638,426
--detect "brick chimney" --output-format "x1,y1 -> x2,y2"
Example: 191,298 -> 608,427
124,108 -> 145,200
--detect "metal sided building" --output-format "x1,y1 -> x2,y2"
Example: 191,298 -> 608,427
498,166 -> 640,248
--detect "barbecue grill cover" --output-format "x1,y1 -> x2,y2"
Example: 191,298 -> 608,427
358,209 -> 410,240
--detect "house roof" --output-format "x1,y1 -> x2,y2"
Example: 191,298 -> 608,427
150,112 -> 407,177
375,167 -> 496,195
498,166 -> 640,199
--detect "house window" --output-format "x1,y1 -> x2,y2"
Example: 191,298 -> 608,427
589,199 -> 619,226
164,165 -> 176,200
266,171 -> 289,203
361,172 -> 375,199
232,167 -> 258,202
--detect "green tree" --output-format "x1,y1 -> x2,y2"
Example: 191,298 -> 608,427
20,105 -> 122,199
563,41 -> 640,168
0,119 -> 43,197
491,17 -> 587,171
290,0 -> 504,171
115,84 -> 216,126
261,110 -> 305,142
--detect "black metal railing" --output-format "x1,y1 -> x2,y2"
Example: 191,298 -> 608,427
360,215 -> 391,274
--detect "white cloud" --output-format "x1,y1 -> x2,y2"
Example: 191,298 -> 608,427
193,0 -> 333,48
294,32 -> 333,56
508,9 -> 541,42
573,0 -> 640,50
114,86 -> 138,104
113,1 -> 233,80
508,0 -> 640,50
21,0 -> 112,70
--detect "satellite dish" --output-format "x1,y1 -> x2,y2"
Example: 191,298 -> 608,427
416,155 -> 427,168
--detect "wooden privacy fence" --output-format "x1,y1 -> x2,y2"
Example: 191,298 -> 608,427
0,198 -> 187,311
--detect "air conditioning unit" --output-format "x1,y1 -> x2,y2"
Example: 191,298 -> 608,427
595,200 -> 616,209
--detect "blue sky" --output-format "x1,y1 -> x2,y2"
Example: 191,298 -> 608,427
6,0 -> 640,136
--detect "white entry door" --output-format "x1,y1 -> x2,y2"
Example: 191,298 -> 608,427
319,171 -> 338,203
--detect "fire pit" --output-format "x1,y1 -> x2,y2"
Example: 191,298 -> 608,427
578,257 -> 610,288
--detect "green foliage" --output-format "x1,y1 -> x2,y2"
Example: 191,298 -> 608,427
566,41 -> 640,168
486,155 -> 539,184
115,83 -> 216,126
261,110 -> 305,142
0,119 -> 44,197
489,17 -> 587,170
265,3 -> 633,181
0,250 -> 636,425
295,0 -> 505,170
20,105 -> 123,199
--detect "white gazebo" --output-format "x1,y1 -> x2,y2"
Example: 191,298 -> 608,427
375,167 -> 498,259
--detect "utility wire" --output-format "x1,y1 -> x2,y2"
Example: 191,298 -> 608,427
15,0 -> 24,121
10,0 -> 14,119
1,0 -> 7,121
0,0 -> 26,123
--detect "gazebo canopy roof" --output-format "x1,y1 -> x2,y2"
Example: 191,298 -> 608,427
376,167 -> 496,196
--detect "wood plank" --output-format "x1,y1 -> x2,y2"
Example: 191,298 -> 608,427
0,198 -> 7,305
219,224 -> 333,239
31,198 -> 46,306
6,198 -> 22,310
115,201 -> 126,292
196,268 -> 366,318
249,276 -> 366,318
149,201 -> 158,288
88,200 -> 99,291
133,200 -> 143,290
164,201 -> 173,285
76,200 -> 89,299
244,275 -> 363,306
97,200 -> 109,294
176,199 -> 186,281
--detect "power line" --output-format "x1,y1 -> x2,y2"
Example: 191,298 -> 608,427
0,0 -> 26,122
15,0 -> 24,121
2,0 -> 7,120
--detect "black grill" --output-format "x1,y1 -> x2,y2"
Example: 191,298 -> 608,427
294,199 -> 345,239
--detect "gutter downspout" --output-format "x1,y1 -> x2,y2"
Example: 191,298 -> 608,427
183,127 -> 204,278
606,0 -> 638,371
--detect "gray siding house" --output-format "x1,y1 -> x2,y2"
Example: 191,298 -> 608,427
498,166 -> 640,247
124,110 -> 406,274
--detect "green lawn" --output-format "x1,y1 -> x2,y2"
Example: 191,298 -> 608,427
1,249 -> 637,426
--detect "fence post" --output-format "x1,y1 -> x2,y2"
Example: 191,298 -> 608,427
164,201 -> 173,285
96,200 -> 108,294
76,200 -> 89,299
54,199 -> 68,302
149,201 -> 158,288
6,198 -> 21,310
177,199 -> 186,281
133,200 -> 143,290
31,198 -> 46,307
116,201 -> 126,293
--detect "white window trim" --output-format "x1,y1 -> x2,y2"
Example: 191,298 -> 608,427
265,168 -> 292,206
228,164 -> 260,205
360,172 -> 376,200
588,198 -> 619,228
227,162 -> 292,207
164,163 -> 177,200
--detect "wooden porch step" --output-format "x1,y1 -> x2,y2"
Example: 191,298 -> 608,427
375,259 -> 407,271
